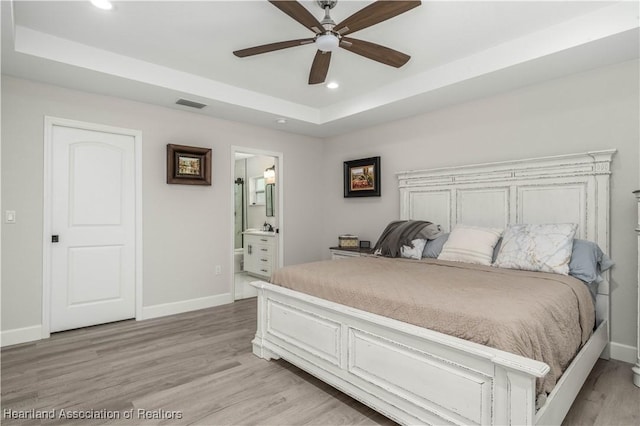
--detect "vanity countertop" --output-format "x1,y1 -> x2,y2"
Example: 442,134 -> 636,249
243,230 -> 276,237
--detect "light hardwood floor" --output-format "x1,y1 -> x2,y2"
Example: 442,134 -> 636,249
2,299 -> 638,425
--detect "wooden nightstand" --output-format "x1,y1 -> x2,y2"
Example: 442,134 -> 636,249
329,246 -> 374,260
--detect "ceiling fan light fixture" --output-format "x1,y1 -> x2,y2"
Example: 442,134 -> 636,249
234,0 -> 421,85
326,81 -> 339,89
316,33 -> 339,52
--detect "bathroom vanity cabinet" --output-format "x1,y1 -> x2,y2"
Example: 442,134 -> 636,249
244,231 -> 278,279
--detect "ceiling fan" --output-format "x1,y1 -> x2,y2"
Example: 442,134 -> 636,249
233,1 -> 422,85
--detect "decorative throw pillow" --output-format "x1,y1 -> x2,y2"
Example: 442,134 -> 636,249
493,223 -> 577,275
422,233 -> 449,258
569,239 -> 615,284
401,239 -> 427,260
437,225 -> 503,266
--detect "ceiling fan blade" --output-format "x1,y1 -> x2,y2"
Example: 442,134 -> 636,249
269,1 -> 325,34
233,38 -> 315,57
334,1 -> 421,36
340,37 -> 410,68
309,51 -> 331,85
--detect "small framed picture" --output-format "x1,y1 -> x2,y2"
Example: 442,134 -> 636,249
344,156 -> 381,198
167,144 -> 212,185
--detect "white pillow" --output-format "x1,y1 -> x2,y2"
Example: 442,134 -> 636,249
401,239 -> 427,260
437,225 -> 502,266
493,223 -> 577,275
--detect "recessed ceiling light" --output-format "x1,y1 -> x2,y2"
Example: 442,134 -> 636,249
326,81 -> 339,89
91,0 -> 113,11
275,118 -> 287,125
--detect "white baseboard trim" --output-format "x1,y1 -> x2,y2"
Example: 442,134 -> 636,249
609,341 -> 637,364
2,315 -> 635,368
141,293 -> 233,320
1,325 -> 43,347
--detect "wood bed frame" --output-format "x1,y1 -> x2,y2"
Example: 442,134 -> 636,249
251,150 -> 615,425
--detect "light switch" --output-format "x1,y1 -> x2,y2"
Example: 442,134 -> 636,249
5,210 -> 16,224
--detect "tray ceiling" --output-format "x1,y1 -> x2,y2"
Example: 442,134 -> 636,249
2,1 -> 638,137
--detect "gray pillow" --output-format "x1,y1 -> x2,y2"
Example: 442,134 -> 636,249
569,239 -> 614,283
569,239 -> 614,302
422,233 -> 449,258
492,238 -> 502,263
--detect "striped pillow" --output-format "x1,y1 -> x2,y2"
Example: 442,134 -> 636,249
437,225 -> 503,266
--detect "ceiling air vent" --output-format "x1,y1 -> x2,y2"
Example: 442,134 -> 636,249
176,98 -> 207,109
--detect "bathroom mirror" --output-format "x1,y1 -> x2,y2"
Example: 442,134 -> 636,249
249,176 -> 265,205
265,183 -> 275,217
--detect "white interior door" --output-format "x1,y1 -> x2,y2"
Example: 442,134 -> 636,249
50,125 -> 136,332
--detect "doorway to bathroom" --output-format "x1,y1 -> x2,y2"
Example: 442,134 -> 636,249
231,147 -> 283,300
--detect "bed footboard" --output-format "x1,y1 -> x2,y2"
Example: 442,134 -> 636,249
251,280 -> 552,425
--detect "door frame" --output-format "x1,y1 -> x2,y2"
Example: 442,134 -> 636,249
42,116 -> 143,338
230,146 -> 284,299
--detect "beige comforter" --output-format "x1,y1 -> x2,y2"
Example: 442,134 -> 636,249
270,256 -> 595,399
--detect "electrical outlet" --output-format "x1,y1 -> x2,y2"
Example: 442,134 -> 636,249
215,265 -> 221,275
5,210 -> 16,224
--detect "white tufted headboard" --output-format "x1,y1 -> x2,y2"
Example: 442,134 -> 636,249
396,150 -> 616,328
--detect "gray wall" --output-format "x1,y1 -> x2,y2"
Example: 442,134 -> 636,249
2,59 -> 638,356
321,59 -> 639,351
1,76 -> 324,330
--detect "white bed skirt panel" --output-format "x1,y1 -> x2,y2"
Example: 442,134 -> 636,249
251,281 -> 608,425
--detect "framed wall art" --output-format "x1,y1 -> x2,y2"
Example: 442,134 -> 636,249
167,144 -> 212,185
343,156 -> 381,198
